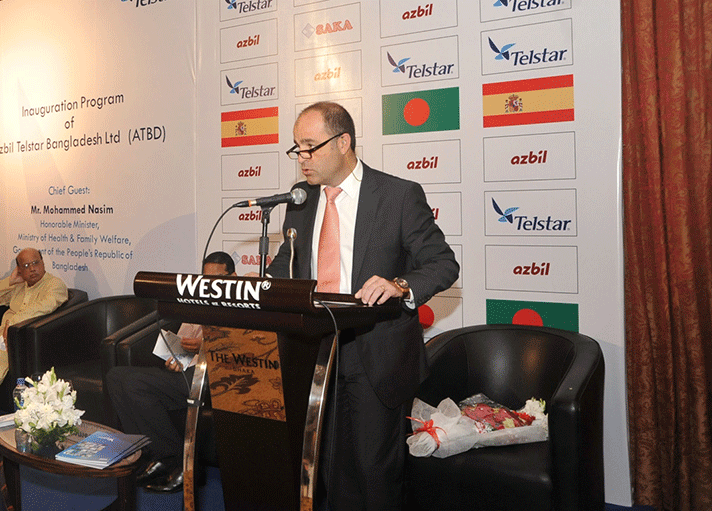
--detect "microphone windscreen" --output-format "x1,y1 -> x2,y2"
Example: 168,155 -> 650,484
291,188 -> 307,205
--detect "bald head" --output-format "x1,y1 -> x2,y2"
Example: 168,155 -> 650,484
16,248 -> 45,287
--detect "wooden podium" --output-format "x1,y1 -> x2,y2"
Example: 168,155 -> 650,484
134,271 -> 400,511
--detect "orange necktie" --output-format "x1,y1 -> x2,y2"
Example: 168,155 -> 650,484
317,186 -> 342,292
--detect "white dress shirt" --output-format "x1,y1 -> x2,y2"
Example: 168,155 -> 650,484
311,159 -> 363,294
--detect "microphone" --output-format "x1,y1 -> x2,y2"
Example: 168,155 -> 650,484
287,228 -> 297,279
234,188 -> 307,208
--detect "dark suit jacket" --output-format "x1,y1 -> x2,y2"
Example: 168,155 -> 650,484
267,164 -> 459,408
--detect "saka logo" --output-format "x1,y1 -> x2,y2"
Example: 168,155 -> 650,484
301,20 -> 354,39
491,198 -> 572,232
488,38 -> 515,61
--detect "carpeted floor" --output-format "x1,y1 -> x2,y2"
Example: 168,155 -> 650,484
1,466 -> 657,511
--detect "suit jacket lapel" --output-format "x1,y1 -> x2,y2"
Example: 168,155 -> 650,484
352,165 -> 379,290
296,185 -> 320,279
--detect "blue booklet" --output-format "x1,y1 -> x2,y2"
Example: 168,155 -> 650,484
56,430 -> 150,469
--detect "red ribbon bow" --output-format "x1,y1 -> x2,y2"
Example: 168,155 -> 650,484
407,416 -> 444,447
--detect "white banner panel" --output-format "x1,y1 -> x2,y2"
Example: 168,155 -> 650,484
485,189 -> 578,237
383,139 -> 462,184
484,131 -> 576,182
480,18 -> 573,76
485,244 -> 579,293
380,1 -> 459,38
193,0 -> 628,504
294,3 -> 362,52
380,36 -> 460,87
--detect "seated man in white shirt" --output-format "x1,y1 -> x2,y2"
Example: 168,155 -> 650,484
106,251 -> 235,493
0,248 -> 68,384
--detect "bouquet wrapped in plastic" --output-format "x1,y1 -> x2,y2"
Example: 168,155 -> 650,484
407,393 -> 548,458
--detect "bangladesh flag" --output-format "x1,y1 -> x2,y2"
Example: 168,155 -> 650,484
382,87 -> 460,135
486,299 -> 579,332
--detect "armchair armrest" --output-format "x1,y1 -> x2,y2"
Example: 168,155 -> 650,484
100,310 -> 162,376
114,318 -> 181,368
548,334 -> 605,510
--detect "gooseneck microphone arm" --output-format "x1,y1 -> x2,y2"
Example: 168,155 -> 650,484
258,207 -> 273,277
202,187 -> 307,274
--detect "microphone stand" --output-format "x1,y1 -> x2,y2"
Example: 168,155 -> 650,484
258,206 -> 274,278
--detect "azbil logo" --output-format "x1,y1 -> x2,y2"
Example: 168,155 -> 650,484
402,4 -> 433,19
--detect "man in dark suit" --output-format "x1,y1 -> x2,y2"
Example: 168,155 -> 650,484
267,102 -> 459,510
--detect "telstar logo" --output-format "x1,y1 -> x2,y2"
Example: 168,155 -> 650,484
224,0 -> 274,13
493,0 -> 565,13
488,37 -> 567,67
385,52 -> 455,79
492,198 -> 518,223
225,76 -> 276,99
488,38 -> 515,61
387,52 -> 410,74
122,0 -> 167,6
491,198 -> 572,232
226,77 -> 243,94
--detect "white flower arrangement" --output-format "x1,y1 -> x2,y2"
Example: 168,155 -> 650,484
14,367 -> 84,450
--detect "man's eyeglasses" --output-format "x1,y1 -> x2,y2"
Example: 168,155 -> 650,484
20,260 -> 42,269
286,132 -> 345,160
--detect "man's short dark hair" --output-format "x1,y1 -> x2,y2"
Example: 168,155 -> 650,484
300,101 -> 356,152
202,251 -> 235,274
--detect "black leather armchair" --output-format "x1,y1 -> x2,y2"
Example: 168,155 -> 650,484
405,324 -> 605,511
8,295 -> 156,422
0,288 -> 88,411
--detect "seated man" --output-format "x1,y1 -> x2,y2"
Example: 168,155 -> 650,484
105,250 -> 235,493
0,247 -> 68,383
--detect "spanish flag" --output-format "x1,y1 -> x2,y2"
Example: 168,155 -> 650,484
482,74 -> 574,128
221,107 -> 279,147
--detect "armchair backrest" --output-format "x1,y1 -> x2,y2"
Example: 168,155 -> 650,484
21,295 -> 157,374
421,325 -> 576,409
1,288 -> 88,411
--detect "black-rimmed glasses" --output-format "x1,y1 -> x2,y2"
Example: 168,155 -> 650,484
286,132 -> 345,160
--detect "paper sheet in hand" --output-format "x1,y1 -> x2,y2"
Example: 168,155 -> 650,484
153,329 -> 193,371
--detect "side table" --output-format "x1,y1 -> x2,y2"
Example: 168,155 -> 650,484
0,420 -> 142,511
